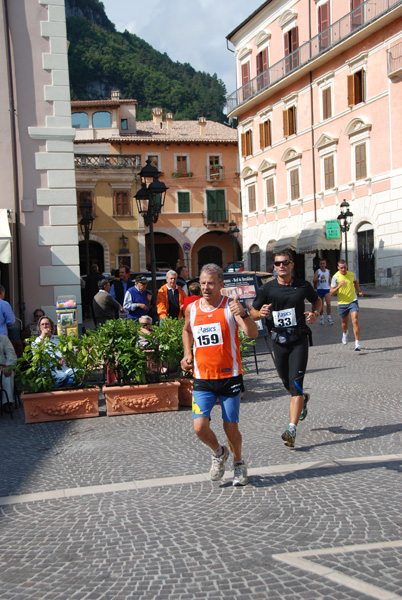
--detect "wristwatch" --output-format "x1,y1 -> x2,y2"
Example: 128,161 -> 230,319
241,310 -> 251,319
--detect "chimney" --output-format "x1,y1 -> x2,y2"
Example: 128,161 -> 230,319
199,116 -> 207,136
152,107 -> 163,127
111,90 -> 120,100
166,112 -> 173,130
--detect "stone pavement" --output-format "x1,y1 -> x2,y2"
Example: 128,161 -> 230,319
0,289 -> 401,599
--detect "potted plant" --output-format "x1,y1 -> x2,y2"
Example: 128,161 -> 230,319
16,330 -> 101,424
96,318 -> 179,416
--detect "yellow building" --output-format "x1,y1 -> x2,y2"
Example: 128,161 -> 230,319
72,95 -> 241,277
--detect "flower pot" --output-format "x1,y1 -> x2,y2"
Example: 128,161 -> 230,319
178,377 -> 193,407
22,386 -> 100,424
104,380 -> 180,416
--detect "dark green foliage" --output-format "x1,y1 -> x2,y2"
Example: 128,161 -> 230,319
65,0 -> 227,121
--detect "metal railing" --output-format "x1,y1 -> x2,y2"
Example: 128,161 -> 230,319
204,209 -> 229,223
226,0 -> 402,112
206,166 -> 225,181
75,154 -> 142,169
388,40 -> 402,74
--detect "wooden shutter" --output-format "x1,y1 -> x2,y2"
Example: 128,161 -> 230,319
290,169 -> 300,200
324,155 -> 334,189
259,123 -> 265,149
355,143 -> 366,179
266,178 -> 275,207
318,3 -> 330,49
241,62 -> 250,85
347,74 -> 356,107
241,132 -> 247,157
283,109 -> 289,138
178,191 -> 190,213
323,87 -> 331,119
245,130 -> 253,156
248,185 -> 256,213
291,26 -> 299,52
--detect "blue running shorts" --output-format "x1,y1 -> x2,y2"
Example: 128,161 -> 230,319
192,389 -> 241,423
338,300 -> 359,318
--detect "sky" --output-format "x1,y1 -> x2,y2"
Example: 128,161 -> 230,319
101,0 -> 264,94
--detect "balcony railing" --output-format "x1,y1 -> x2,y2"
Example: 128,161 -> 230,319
75,154 -> 142,169
204,209 -> 229,224
226,0 -> 402,112
207,166 -> 225,181
388,40 -> 402,75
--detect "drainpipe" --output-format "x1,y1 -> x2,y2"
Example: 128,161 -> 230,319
309,0 -> 317,223
2,0 -> 25,325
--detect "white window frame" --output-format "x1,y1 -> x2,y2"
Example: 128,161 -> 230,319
174,153 -> 190,175
145,152 -> 161,171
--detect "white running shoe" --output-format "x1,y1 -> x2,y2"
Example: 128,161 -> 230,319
355,340 -> 361,351
327,317 -> 334,325
233,461 -> 249,486
319,316 -> 324,325
342,332 -> 349,344
210,445 -> 229,481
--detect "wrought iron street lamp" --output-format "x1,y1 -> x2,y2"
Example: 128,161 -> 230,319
337,200 -> 354,265
134,159 -> 168,299
79,198 -> 94,276
227,220 -> 240,266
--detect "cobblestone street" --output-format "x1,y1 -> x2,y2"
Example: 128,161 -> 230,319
1,290 -> 401,599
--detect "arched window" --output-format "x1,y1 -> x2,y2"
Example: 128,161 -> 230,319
72,112 -> 89,129
250,244 -> 261,271
93,111 -> 112,128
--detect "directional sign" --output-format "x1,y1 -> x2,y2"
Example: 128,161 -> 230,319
183,242 -> 191,252
326,220 -> 341,239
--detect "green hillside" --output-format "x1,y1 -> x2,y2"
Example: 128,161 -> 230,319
65,0 -> 227,122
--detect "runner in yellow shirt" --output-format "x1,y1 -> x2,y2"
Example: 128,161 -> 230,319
330,260 -> 364,350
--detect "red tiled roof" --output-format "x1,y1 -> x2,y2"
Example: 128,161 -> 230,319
71,99 -> 138,108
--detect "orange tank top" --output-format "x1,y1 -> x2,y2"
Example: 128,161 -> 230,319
190,296 -> 242,380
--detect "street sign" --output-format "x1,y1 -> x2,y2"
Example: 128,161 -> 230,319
326,220 -> 340,239
183,242 -> 191,252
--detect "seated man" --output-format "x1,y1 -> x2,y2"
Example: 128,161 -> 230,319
0,334 -> 17,412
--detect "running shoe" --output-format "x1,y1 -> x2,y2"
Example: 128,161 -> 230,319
319,316 -> 324,325
299,393 -> 310,421
354,340 -> 361,351
209,445 -> 229,481
281,426 -> 296,448
327,317 -> 334,325
233,461 -> 249,486
342,332 -> 349,345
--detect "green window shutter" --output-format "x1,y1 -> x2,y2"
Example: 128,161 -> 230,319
178,191 -> 190,213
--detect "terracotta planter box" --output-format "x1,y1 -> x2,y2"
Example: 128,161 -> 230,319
178,377 -> 193,407
22,387 -> 100,424
104,380 -> 180,416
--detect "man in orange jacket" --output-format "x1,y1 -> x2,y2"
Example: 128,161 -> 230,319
156,270 -> 187,320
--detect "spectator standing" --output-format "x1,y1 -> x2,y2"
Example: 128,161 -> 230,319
0,285 -> 15,336
313,258 -> 334,325
156,270 -> 187,320
110,266 -> 133,305
93,279 -> 125,326
85,265 -> 103,323
123,275 -> 152,321
183,281 -> 202,311
22,308 -> 45,340
177,266 -> 189,294
0,334 -> 17,411
330,259 -> 364,351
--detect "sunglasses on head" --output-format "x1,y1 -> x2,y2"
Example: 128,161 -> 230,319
274,260 -> 292,266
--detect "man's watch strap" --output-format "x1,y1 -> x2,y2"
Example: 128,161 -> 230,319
241,310 -> 251,319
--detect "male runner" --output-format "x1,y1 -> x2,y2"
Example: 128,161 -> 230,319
251,252 -> 321,448
181,263 -> 258,486
330,259 -> 364,351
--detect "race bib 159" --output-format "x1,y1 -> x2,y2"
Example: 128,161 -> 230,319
193,322 -> 223,347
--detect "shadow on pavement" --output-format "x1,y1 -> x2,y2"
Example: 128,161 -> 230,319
295,422 -> 402,452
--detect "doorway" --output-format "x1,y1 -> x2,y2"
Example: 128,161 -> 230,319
357,227 -> 375,284
198,246 -> 223,272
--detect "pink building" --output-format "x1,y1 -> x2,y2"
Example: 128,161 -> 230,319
0,0 -> 80,327
227,0 -> 402,286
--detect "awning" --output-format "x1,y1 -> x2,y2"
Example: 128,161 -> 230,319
297,221 -> 341,254
273,232 -> 300,253
0,209 -> 12,263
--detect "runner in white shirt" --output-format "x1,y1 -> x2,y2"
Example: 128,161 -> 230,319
312,258 -> 333,325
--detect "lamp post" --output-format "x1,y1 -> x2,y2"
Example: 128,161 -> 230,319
337,200 -> 354,265
227,220 -> 240,267
134,159 -> 168,300
79,198 -> 94,276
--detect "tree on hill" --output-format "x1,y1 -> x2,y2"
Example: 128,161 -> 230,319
65,0 -> 227,122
